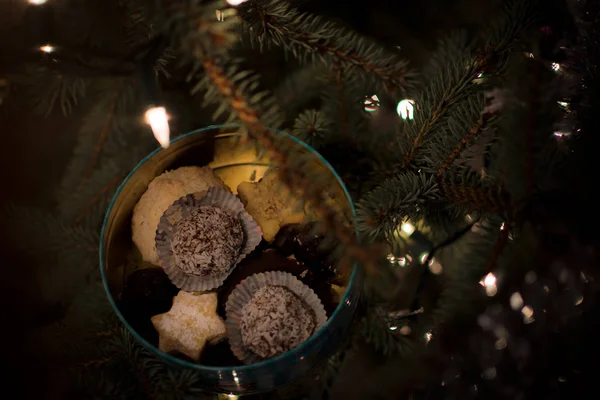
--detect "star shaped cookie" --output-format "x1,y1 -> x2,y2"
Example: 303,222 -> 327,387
237,169 -> 308,242
151,291 -> 226,360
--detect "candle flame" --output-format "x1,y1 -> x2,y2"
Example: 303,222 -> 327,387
145,107 -> 170,148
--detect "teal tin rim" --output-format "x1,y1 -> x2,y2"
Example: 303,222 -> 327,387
99,124 -> 359,373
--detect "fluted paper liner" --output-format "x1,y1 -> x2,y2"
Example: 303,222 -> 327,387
155,187 -> 262,291
225,271 -> 328,364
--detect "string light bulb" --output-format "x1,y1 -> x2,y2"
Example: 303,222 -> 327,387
39,44 -> 55,53
397,99 -> 415,120
145,107 -> 170,148
364,94 -> 380,113
400,221 -> 415,237
480,272 -> 498,296
28,0 -> 48,4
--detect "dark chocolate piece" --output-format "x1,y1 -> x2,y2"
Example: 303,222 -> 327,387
240,286 -> 316,358
171,205 -> 243,276
273,223 -> 339,279
119,268 -> 179,345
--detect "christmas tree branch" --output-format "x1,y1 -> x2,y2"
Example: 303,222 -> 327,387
436,113 -> 491,176
74,175 -> 123,224
239,0 -> 414,93
82,78 -> 127,181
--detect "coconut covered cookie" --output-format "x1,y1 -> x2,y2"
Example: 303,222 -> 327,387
132,166 -> 228,265
237,169 -> 307,242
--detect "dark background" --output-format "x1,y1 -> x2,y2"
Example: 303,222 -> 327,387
0,0 -> 582,398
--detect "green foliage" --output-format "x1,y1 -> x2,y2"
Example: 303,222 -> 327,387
291,109 -> 332,148
356,172 -> 439,242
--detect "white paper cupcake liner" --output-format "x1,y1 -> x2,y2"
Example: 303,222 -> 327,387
155,186 -> 263,291
225,271 -> 327,364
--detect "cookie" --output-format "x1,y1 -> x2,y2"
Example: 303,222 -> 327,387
132,166 -> 228,265
151,291 -> 227,361
237,169 -> 307,242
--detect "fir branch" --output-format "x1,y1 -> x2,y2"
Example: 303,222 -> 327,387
438,179 -> 512,215
436,112 -> 492,176
291,108 -> 332,148
75,175 -> 124,224
356,172 -> 440,242
83,79 -> 128,180
238,0 -> 415,93
26,72 -> 87,117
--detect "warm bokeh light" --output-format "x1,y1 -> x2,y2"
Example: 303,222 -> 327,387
39,44 -> 55,53
510,292 -> 524,310
397,99 -> 415,120
364,94 -> 380,113
400,221 -> 415,236
480,272 -> 498,296
226,0 -> 247,5
552,62 -> 561,71
145,107 -> 170,148
28,0 -> 48,4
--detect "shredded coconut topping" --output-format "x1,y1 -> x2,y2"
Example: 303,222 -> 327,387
171,206 -> 243,276
240,285 -> 316,358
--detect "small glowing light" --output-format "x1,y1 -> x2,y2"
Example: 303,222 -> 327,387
480,273 -> 497,296
387,253 -> 396,264
429,260 -> 443,275
557,101 -> 569,109
575,295 -> 584,306
397,99 -> 415,120
477,72 -> 484,78
554,131 -> 570,138
28,0 -> 48,4
494,337 -> 507,350
481,273 -> 496,287
400,325 -> 411,335
389,325 -> 398,331
424,331 -> 433,342
419,252 -> 429,264
510,292 -> 524,310
228,395 -> 239,400
525,52 -> 535,58
525,271 -> 537,284
397,256 -> 408,267
552,63 -> 561,71
500,222 -> 505,231
522,305 -> 535,324
364,94 -> 380,113
465,214 -> 473,223
39,44 -> 55,53
145,107 -> 170,148
482,367 -> 497,380
400,221 -> 415,236
226,0 -> 247,5
216,10 -> 223,21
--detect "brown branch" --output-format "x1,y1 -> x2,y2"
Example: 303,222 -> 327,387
202,57 -> 382,274
75,175 -> 124,224
79,357 -> 113,368
439,181 -> 512,215
486,222 -> 510,272
81,79 -> 127,181
437,113 -> 491,176
333,62 -> 350,138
